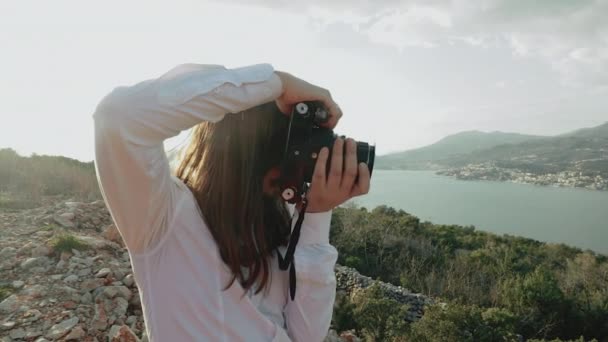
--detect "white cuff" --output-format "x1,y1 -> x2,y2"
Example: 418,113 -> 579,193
293,210 -> 333,245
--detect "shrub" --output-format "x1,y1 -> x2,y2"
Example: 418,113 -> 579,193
407,303 -> 518,342
50,234 -> 89,254
351,282 -> 410,341
0,285 -> 13,302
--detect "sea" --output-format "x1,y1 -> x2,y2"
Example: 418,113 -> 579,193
350,170 -> 608,255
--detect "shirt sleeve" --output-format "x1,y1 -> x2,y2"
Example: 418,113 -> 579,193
93,63 -> 283,253
282,210 -> 338,342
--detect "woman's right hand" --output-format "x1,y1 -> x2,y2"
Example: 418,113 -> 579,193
274,71 -> 342,129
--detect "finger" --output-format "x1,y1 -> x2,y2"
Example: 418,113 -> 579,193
275,99 -> 292,116
311,146 -> 329,187
341,138 -> 358,190
327,138 -> 344,190
324,100 -> 342,129
316,88 -> 341,129
351,163 -> 371,197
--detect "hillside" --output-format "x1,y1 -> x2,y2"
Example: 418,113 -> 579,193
0,148 -> 100,210
438,122 -> 608,190
0,199 -> 432,341
1,149 -> 607,340
376,131 -> 544,170
444,122 -> 608,167
376,122 -> 608,190
2,199 -> 606,341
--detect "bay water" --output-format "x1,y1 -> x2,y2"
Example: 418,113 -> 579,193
351,170 -> 608,255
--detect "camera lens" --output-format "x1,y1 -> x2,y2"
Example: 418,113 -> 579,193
356,142 -> 375,176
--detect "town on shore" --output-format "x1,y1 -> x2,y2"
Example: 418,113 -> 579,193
437,162 -> 608,191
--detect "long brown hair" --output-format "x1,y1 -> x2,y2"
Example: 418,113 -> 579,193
175,101 -> 291,295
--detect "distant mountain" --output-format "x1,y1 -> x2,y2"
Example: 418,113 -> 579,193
376,131 -> 544,170
442,122 -> 608,173
559,121 -> 608,139
426,122 -> 608,190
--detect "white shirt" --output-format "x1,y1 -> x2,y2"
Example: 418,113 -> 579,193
93,63 -> 338,342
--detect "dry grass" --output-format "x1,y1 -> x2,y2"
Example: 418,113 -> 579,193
0,148 -> 100,208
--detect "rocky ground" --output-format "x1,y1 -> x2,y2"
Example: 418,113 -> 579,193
0,200 -> 432,341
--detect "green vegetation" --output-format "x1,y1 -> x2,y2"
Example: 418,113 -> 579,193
0,148 -> 100,208
0,285 -> 13,302
50,233 -> 89,254
333,282 -> 410,341
376,130 -> 544,170
330,205 -> 608,341
408,304 -> 519,342
41,223 -> 59,231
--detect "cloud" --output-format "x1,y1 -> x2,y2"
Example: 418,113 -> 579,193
235,0 -> 608,88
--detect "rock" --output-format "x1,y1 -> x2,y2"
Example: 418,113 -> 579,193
0,260 -> 17,271
81,278 -> 106,292
0,321 -> 16,330
324,329 -> 341,342
129,294 -> 141,306
103,224 -> 125,246
34,338 -> 51,342
19,241 -> 36,253
31,245 -> 51,257
108,324 -> 140,342
24,329 -> 43,339
122,274 -> 134,287
96,267 -> 112,278
0,246 -> 17,259
340,331 -> 361,342
20,257 -> 49,270
78,267 -> 92,276
22,285 -> 46,298
125,315 -> 137,325
63,274 -> 79,283
44,316 -> 79,340
35,230 -> 53,237
12,280 -> 25,289
64,325 -> 86,340
99,286 -> 132,300
78,235 -> 121,250
334,265 -> 433,324
60,251 -> 72,261
50,274 -> 63,280
112,297 -> 129,320
0,294 -> 20,314
23,308 -> 43,322
80,292 -> 93,304
9,328 -> 26,339
114,268 -> 127,281
54,213 -> 75,228
65,202 -> 84,209
70,256 -> 93,266
30,266 -> 49,274
91,300 -> 109,331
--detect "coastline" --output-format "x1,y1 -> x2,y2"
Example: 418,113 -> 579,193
436,163 -> 608,191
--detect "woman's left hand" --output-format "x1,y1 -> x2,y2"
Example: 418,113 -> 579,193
274,71 -> 342,129
305,137 -> 371,213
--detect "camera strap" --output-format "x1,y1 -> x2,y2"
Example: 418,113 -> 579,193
277,196 -> 309,301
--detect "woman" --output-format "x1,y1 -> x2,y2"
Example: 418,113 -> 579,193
93,63 -> 370,341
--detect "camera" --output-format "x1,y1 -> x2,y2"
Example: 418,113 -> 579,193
278,101 -> 375,203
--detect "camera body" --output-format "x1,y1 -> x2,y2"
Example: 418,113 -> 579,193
279,101 -> 375,203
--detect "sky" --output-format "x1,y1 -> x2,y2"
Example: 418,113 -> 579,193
1,0 -> 607,162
